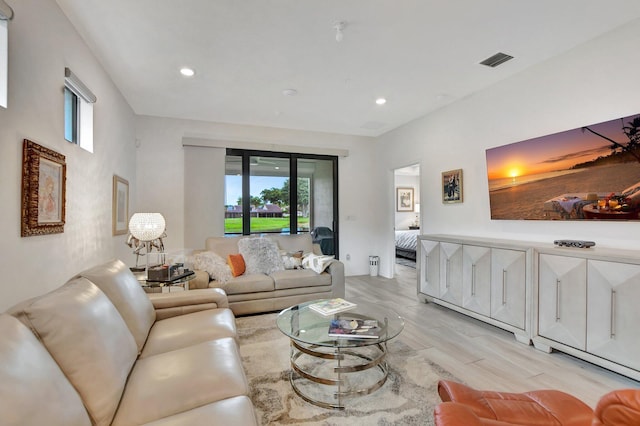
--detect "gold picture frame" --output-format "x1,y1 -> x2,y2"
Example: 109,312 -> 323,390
442,169 -> 463,204
21,139 -> 66,237
112,175 -> 129,235
396,187 -> 415,212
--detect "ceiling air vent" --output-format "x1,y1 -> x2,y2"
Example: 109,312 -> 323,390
479,52 -> 514,68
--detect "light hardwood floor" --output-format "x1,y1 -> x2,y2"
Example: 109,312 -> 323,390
345,263 -> 639,408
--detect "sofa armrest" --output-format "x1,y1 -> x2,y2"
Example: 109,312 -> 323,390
433,402 -> 484,426
594,389 -> 640,426
327,260 -> 345,298
188,269 -> 211,289
147,288 -> 229,320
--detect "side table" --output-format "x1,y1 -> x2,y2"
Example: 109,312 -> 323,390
131,268 -> 196,293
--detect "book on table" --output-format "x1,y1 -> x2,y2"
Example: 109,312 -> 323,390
308,298 -> 357,316
328,318 -> 380,339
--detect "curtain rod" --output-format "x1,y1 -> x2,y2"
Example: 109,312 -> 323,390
0,0 -> 13,21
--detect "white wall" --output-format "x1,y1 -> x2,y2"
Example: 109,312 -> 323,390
0,0 -> 136,311
135,115 -> 378,276
377,18 -> 640,270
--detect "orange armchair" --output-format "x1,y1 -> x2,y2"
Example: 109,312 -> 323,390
434,380 -> 640,426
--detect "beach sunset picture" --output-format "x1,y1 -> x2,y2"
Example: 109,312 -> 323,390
486,114 -> 640,220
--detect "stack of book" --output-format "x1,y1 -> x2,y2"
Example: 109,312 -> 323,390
328,318 -> 380,339
308,298 -> 357,316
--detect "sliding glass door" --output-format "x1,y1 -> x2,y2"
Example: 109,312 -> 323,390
224,149 -> 338,257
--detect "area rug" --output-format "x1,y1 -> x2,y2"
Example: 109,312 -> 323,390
236,313 -> 458,425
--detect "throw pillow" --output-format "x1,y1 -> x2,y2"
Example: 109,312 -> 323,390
227,253 -> 246,277
238,237 -> 284,275
193,251 -> 232,283
280,250 -> 304,270
302,253 -> 335,274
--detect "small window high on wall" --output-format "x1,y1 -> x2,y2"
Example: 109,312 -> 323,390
0,0 -> 14,108
64,67 -> 96,153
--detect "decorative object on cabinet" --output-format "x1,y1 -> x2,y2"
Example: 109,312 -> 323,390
112,175 -> 129,235
486,113 -> 640,221
21,139 -> 66,237
396,187 -> 414,212
442,169 -> 462,204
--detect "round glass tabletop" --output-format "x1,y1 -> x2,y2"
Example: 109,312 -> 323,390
276,299 -> 404,348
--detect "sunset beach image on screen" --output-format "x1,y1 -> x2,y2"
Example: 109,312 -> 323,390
485,114 -> 640,221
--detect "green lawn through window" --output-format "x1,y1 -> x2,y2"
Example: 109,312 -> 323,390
224,217 -> 310,234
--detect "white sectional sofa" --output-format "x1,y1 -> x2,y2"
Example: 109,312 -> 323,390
0,259 -> 257,426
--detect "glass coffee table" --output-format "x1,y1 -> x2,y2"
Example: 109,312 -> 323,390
276,299 -> 404,409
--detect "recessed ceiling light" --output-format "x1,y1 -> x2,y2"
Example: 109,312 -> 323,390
375,98 -> 387,105
180,67 -> 195,77
282,89 -> 298,96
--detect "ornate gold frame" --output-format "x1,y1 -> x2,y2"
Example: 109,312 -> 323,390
21,139 -> 66,236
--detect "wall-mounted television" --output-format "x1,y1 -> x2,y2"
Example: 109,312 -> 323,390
486,114 -> 640,220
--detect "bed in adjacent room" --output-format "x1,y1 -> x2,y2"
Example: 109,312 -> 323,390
395,229 -> 419,260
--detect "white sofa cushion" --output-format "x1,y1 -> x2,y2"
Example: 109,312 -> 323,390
140,308 -> 237,358
0,314 -> 91,426
16,277 -> 138,426
142,396 -> 258,426
78,259 -> 156,353
113,337 -> 249,425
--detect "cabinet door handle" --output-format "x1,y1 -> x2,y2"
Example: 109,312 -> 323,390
610,290 -> 617,339
471,264 -> 476,296
446,259 -> 450,288
502,270 -> 507,305
424,255 -> 429,281
555,279 -> 561,321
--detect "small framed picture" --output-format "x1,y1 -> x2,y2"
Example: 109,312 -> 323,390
21,139 -> 67,237
112,175 -> 129,235
442,169 -> 463,204
396,187 -> 415,212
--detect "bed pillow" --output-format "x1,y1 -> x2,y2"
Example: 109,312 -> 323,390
302,253 -> 335,274
238,237 -> 284,275
193,251 -> 232,283
227,253 -> 246,277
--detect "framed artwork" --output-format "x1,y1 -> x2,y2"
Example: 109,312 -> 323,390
442,169 -> 463,204
396,187 -> 415,212
112,175 -> 129,235
486,113 -> 640,220
21,139 -> 66,237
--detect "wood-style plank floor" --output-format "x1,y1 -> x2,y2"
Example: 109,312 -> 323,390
345,263 -> 639,408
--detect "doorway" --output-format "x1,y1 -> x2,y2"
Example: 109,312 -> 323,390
393,164 -> 420,275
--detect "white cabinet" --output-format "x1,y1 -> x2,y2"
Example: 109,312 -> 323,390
462,245 -> 491,317
491,249 -> 527,329
439,243 -> 463,306
534,249 -> 640,381
537,254 -> 587,350
419,239 -> 440,298
418,235 -> 531,344
587,260 -> 640,372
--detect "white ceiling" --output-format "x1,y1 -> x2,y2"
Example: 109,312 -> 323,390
55,0 -> 640,137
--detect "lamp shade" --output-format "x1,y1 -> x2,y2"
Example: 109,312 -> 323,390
128,213 -> 165,241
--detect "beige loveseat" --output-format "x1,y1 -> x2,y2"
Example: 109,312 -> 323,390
191,234 -> 345,316
0,259 -> 257,426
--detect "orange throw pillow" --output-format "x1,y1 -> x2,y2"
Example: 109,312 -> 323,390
227,253 -> 246,277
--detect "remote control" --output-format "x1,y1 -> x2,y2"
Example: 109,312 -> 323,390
553,240 -> 595,248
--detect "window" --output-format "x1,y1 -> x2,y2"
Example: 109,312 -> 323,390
225,149 -> 339,256
64,68 -> 96,152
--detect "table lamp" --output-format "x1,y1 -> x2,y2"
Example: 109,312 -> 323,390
128,213 -> 166,279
